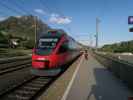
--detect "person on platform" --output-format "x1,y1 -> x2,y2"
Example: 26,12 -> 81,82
84,49 -> 88,60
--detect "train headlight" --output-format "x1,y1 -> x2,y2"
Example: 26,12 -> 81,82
37,58 -> 46,61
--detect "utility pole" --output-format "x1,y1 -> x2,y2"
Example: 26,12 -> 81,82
96,17 -> 100,49
34,16 -> 37,48
89,34 -> 93,47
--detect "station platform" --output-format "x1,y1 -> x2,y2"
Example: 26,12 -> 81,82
39,53 -> 133,100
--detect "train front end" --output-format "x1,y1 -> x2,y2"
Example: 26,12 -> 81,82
31,31 -> 61,76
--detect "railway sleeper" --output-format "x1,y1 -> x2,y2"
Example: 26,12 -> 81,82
14,90 -> 36,95
22,86 -> 40,90
7,94 -> 30,100
28,83 -> 44,87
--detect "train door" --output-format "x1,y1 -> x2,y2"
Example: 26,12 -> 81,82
57,41 -> 69,66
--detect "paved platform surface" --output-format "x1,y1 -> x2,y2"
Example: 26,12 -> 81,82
63,53 -> 133,100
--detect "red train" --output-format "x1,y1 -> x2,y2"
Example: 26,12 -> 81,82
31,30 -> 82,76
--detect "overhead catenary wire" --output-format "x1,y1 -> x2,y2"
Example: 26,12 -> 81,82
0,11 -> 10,17
5,0 -> 32,15
0,1 -> 25,15
40,0 -> 92,46
0,0 -> 38,45
39,0 -> 73,34
39,0 -> 53,14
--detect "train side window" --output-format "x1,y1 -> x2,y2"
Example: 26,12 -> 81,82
58,43 -> 68,53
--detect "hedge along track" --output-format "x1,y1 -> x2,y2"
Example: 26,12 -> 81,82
0,76 -> 55,100
0,59 -> 31,75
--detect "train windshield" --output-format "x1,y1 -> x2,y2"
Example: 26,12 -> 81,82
38,38 -> 58,49
35,38 -> 59,55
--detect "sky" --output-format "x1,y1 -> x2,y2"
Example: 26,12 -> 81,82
0,0 -> 133,47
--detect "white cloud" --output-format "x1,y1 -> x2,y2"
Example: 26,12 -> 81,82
15,16 -> 21,18
0,17 -> 7,21
34,9 -> 46,15
49,13 -> 72,24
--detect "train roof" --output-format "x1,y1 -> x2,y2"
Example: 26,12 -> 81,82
40,30 -> 67,38
39,30 -> 78,43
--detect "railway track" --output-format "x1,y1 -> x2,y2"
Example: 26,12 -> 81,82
0,56 -> 31,64
0,59 -> 31,75
0,76 -> 54,100
0,63 -> 31,75
0,55 -> 80,100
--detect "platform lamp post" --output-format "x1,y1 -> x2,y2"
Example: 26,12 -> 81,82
34,16 -> 38,48
95,17 -> 100,51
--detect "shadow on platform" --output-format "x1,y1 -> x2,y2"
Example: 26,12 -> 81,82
87,68 -> 131,100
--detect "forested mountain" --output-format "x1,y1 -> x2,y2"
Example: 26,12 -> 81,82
0,15 -> 50,39
0,15 -> 51,48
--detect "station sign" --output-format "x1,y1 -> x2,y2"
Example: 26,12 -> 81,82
128,16 -> 133,32
128,16 -> 133,24
129,27 -> 133,32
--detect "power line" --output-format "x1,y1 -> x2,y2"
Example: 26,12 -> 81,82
39,0 -> 73,36
72,34 -> 89,37
0,11 -> 9,17
5,0 -> 30,15
39,0 -> 53,14
39,0 -> 67,17
48,2 -> 73,33
39,0 -> 66,17
0,1 -> 24,15
16,0 -> 34,15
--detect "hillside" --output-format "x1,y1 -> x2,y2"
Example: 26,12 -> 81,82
0,15 -> 51,48
100,40 -> 133,53
0,15 -> 50,40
